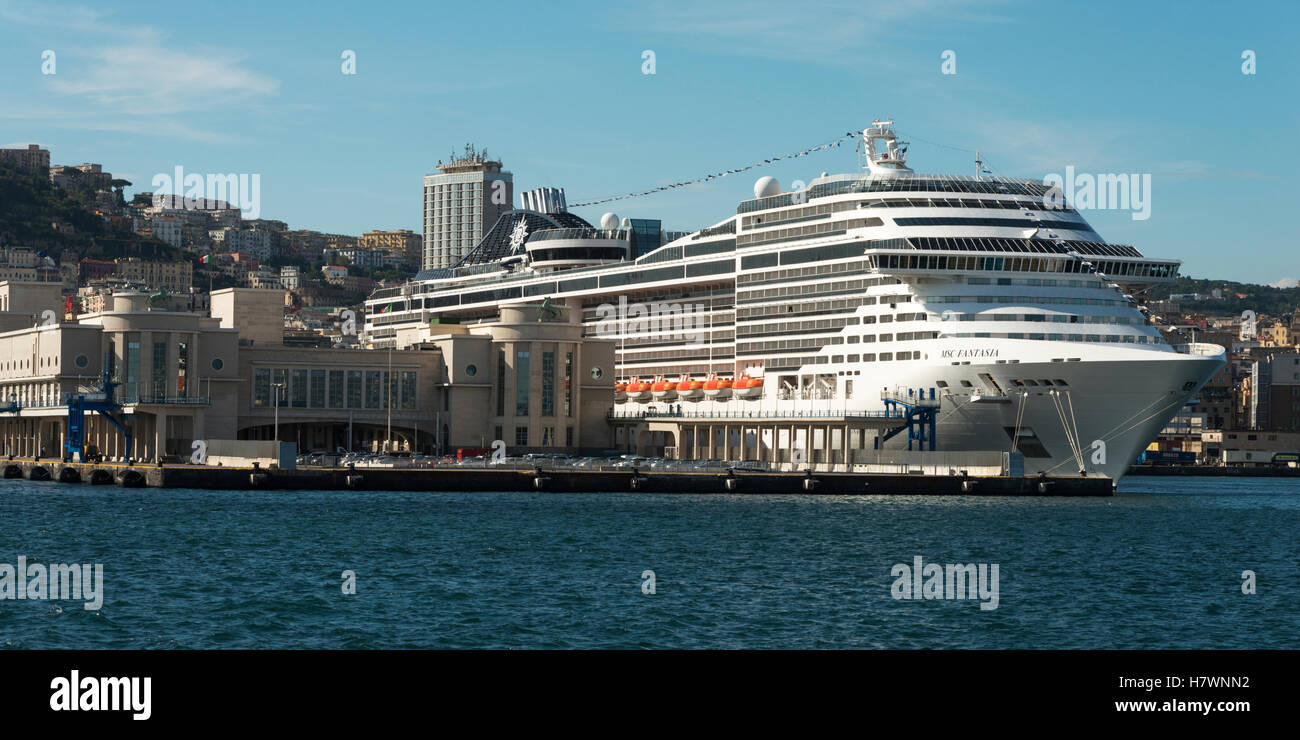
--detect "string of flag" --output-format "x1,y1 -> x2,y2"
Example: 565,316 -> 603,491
568,132 -> 864,208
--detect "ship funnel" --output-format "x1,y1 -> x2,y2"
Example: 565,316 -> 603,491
863,120 -> 913,177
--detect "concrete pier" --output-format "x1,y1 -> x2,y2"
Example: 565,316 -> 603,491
0,458 -> 1113,495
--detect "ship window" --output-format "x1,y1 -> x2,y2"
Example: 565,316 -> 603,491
960,380 -> 973,387
936,381 -> 949,388
1054,379 -> 1068,386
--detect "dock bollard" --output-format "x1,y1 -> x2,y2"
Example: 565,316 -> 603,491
1037,472 -> 1053,494
629,466 -> 646,490
533,466 -> 550,490
803,469 -> 818,492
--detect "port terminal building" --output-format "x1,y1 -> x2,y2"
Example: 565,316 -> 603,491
0,282 -> 614,461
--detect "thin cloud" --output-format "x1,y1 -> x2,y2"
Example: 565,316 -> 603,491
48,44 -> 278,116
2,1 -> 278,140
609,0 -> 1011,66
0,0 -> 156,40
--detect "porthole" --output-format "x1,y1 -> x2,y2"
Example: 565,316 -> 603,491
466,364 -> 477,377
74,354 -> 89,369
212,358 -> 224,371
590,366 -> 603,380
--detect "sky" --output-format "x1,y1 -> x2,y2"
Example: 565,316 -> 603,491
0,0 -> 1296,284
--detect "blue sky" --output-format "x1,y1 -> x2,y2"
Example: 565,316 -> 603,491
1,0 -> 1295,284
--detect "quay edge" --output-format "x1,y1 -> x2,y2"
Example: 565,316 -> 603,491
0,459 -> 1113,496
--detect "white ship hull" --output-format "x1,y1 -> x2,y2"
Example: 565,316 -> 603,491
621,340 -> 1224,482
365,121 -> 1217,484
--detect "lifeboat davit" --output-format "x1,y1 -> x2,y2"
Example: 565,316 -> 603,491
733,376 -> 764,399
702,374 -> 732,399
676,375 -> 704,400
625,378 -> 652,401
614,381 -> 628,403
650,375 -> 677,401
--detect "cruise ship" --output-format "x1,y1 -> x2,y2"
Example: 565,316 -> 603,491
365,122 -> 1225,480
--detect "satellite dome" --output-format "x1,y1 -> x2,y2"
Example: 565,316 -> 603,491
600,212 -> 620,230
753,176 -> 779,198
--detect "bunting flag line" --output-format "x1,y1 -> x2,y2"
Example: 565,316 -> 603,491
568,131 -> 864,208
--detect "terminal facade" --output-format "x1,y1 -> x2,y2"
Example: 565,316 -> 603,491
0,282 -> 614,461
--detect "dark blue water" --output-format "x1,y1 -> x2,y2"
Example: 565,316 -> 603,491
1,476 -> 1296,649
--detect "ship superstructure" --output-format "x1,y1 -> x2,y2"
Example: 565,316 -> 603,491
365,122 -> 1224,479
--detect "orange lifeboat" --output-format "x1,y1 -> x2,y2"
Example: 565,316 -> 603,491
650,375 -> 678,401
625,377 -> 652,401
733,375 -> 764,399
675,375 -> 704,400
702,374 -> 732,399
614,380 -> 628,403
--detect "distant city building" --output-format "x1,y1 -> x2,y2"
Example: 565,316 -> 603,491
324,247 -> 404,271
359,229 -> 421,266
0,247 -> 60,284
246,267 -> 283,290
49,163 -> 112,189
0,144 -> 50,172
1263,323 -> 1291,347
113,258 -> 193,293
423,144 -> 513,270
280,265 -> 301,290
78,258 -> 117,283
223,229 -> 273,261
244,219 -> 289,232
149,217 -> 185,247
1263,352 -> 1300,431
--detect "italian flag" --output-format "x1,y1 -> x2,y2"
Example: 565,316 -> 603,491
199,255 -> 210,263
380,303 -> 394,313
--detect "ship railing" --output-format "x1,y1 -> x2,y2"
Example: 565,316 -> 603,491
1173,342 -> 1226,357
316,452 -> 1023,477
122,395 -> 212,406
880,388 -> 941,407
528,228 -> 630,242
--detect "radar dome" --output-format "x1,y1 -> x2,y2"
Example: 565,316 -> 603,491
753,176 -> 780,198
600,212 -> 620,230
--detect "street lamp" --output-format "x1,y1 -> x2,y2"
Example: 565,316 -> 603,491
386,349 -> 392,453
272,382 -> 284,443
